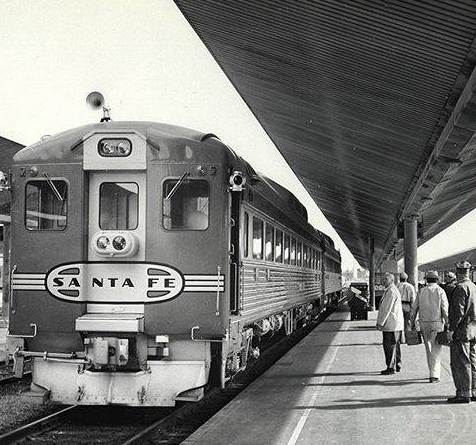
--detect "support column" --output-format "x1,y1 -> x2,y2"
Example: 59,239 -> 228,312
404,216 -> 418,290
369,236 -> 375,311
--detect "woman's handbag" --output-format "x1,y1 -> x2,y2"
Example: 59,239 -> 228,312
405,330 -> 422,345
436,330 -> 452,346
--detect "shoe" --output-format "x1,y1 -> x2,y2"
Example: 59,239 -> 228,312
447,396 -> 471,404
381,368 -> 395,375
396,365 -> 401,372
429,377 -> 440,383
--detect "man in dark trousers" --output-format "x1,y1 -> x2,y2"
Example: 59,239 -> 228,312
441,271 -> 457,305
447,261 -> 476,403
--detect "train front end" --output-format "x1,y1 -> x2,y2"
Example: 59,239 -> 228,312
7,122 -> 230,406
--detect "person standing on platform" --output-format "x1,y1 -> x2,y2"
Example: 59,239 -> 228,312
377,273 -> 404,375
447,261 -> 476,404
397,272 -> 416,336
410,271 -> 448,383
441,271 -> 457,306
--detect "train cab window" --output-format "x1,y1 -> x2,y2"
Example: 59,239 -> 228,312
265,224 -> 274,262
252,217 -> 264,259
290,238 -> 296,265
243,212 -> 249,258
100,182 -> 138,230
162,179 -> 209,230
297,242 -> 302,266
25,180 -> 68,231
275,229 -> 283,263
284,234 -> 290,264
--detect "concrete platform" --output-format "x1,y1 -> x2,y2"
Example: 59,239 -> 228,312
183,309 -> 476,445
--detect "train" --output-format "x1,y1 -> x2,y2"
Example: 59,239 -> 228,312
2,110 -> 342,406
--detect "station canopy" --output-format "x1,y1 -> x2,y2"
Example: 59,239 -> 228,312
175,0 -> 476,268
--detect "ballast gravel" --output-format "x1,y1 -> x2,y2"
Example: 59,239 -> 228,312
0,377 -> 62,435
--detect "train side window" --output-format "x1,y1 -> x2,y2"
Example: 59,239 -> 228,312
303,245 -> 308,268
284,234 -> 290,264
243,212 -> 249,258
25,180 -> 68,231
252,217 -> 264,260
162,179 -> 209,230
290,238 -> 296,265
265,224 -> 274,262
275,229 -> 283,263
100,182 -> 138,230
297,242 -> 302,266
317,251 -> 322,270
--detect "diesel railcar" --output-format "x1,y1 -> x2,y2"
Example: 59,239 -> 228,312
3,120 -> 342,406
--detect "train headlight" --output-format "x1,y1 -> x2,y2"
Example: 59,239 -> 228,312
92,232 -> 138,257
229,171 -> 246,192
98,138 -> 132,157
113,236 -> 127,251
96,236 -> 110,250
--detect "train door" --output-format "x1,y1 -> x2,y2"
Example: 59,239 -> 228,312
86,171 -> 146,314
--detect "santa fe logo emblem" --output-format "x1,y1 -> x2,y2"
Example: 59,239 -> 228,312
12,262 -> 225,303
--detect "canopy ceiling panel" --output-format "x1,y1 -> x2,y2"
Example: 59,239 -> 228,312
175,0 -> 476,267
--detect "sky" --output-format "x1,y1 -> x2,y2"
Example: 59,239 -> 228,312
0,0 -> 474,271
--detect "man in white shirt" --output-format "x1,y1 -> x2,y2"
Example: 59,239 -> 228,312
397,272 -> 416,334
377,273 -> 404,375
410,270 -> 448,383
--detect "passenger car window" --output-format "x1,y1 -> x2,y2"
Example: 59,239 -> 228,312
25,180 -> 68,231
100,182 -> 138,230
252,217 -> 264,259
290,238 -> 296,265
243,212 -> 249,258
163,179 -> 209,230
275,229 -> 283,263
284,234 -> 290,264
265,224 -> 274,261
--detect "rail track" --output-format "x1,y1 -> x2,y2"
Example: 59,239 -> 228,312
0,306 -> 337,444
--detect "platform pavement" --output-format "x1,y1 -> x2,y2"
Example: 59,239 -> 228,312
183,309 -> 476,445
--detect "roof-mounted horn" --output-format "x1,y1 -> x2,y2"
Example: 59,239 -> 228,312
86,91 -> 111,122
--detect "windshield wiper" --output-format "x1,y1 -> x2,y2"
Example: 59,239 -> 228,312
165,172 -> 190,201
43,172 -> 64,202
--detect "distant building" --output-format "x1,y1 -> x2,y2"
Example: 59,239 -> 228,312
0,135 -> 24,220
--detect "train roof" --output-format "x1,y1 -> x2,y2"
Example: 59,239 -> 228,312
13,121 -> 222,164
11,120 -> 340,258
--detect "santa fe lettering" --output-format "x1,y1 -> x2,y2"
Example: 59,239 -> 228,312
53,277 -> 80,287
91,277 -> 135,288
147,277 -> 175,289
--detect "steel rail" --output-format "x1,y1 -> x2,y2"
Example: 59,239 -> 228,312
0,405 -> 77,443
121,402 -> 193,445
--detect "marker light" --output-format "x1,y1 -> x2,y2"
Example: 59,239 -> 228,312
113,236 -> 127,251
97,236 -> 110,250
98,138 -> 132,157
229,171 -> 246,192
